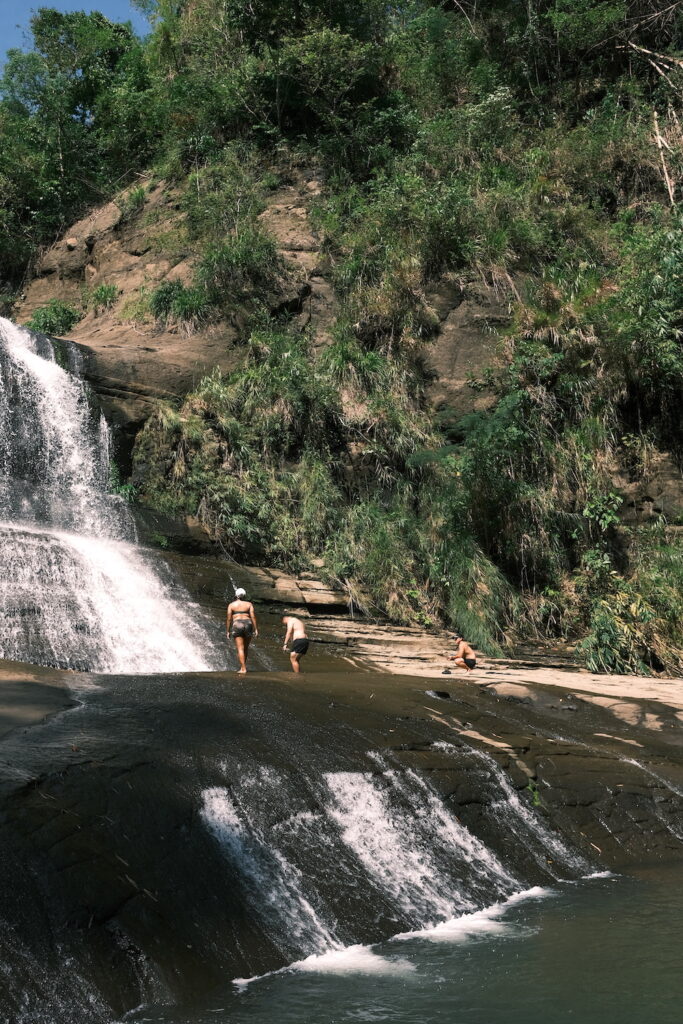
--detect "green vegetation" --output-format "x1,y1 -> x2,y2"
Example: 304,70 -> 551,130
109,461 -> 138,503
3,1 -> 683,671
119,287 -> 152,325
146,217 -> 282,330
87,283 -> 119,313
25,300 -> 82,335
149,279 -> 212,331
197,229 -> 281,299
116,185 -> 147,222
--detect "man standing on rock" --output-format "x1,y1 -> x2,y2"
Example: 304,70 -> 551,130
282,615 -> 309,673
227,588 -> 258,674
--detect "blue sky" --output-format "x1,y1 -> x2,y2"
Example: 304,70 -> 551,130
1,1 -> 149,59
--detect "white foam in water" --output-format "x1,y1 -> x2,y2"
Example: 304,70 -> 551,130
393,886 -> 551,943
292,945 -> 416,977
233,943 -> 418,989
0,317 -> 221,672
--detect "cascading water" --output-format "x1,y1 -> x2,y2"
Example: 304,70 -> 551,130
456,744 -> 591,874
200,757 -> 588,977
0,317 -> 221,672
324,768 -> 518,919
201,783 -> 340,960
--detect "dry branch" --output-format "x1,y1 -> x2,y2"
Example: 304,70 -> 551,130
653,109 -> 676,206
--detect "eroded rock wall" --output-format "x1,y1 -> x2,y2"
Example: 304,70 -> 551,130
15,177 -> 508,436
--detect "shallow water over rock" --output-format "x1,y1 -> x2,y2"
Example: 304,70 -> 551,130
131,868 -> 683,1024
0,660 -> 681,1023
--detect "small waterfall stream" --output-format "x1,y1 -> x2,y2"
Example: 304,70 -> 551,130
200,757 -> 588,976
0,317 -> 220,672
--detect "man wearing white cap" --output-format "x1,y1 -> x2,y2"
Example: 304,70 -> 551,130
226,588 -> 258,674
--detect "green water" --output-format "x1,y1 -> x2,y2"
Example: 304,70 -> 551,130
130,869 -> 683,1024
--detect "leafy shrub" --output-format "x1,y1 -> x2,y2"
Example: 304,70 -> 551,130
576,592 -> 656,676
26,300 -> 82,336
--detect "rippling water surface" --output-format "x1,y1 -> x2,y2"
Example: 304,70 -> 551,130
128,868 -> 683,1024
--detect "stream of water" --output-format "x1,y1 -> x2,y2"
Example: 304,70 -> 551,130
126,758 -> 683,1024
126,869 -> 682,1024
0,317 -> 223,672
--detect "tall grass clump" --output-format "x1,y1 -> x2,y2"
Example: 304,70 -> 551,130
87,283 -> 119,313
149,280 -> 213,332
116,185 -> 146,223
197,228 -> 281,300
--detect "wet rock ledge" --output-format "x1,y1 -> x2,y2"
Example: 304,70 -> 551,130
0,654 -> 681,1022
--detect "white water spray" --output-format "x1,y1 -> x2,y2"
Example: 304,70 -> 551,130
201,785 -> 339,958
0,317 -> 220,671
325,769 -> 518,925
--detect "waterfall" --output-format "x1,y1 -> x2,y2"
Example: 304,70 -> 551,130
200,759 -> 586,974
201,784 -> 340,960
0,317 -> 220,672
324,769 -> 517,920
462,746 -> 591,874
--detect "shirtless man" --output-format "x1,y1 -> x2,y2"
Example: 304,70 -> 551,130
448,635 -> 477,673
282,615 -> 309,673
226,588 -> 258,674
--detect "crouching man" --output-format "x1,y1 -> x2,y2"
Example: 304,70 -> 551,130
448,635 -> 477,673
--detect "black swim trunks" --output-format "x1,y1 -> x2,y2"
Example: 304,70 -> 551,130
291,638 -> 309,656
464,657 -> 476,669
231,619 -> 253,639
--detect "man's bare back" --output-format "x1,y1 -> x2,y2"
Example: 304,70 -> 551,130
282,615 -> 309,673
448,637 -> 477,672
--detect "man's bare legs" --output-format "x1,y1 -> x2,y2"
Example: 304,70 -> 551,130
290,651 -> 302,674
452,656 -> 473,673
234,636 -> 251,674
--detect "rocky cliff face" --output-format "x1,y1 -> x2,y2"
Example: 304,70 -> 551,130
15,176 -> 504,434
16,178 -> 310,436
16,177 -> 683,526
